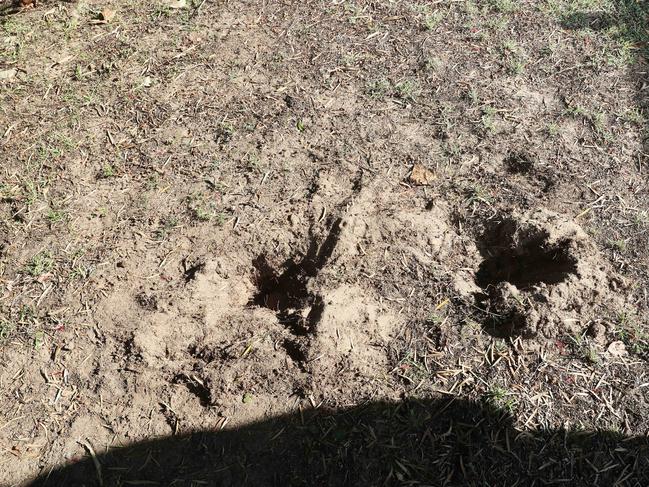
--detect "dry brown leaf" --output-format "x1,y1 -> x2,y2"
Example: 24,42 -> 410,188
409,163 -> 435,186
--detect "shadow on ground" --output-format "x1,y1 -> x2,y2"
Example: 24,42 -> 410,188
560,0 -> 648,42
23,397 -> 649,487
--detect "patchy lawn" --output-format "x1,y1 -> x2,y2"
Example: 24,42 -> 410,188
1,0 -> 649,484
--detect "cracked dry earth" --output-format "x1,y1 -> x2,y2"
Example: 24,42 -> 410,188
1,0 -> 649,485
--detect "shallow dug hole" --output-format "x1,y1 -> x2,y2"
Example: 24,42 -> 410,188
475,219 -> 578,290
250,219 -> 342,313
469,210 -> 612,340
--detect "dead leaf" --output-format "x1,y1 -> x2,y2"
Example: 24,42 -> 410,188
101,8 -> 116,22
408,163 -> 435,186
606,340 -> 627,357
0,68 -> 17,81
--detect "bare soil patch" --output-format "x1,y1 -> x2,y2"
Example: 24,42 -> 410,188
1,0 -> 649,485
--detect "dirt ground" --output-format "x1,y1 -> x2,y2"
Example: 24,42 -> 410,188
1,0 -> 649,485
